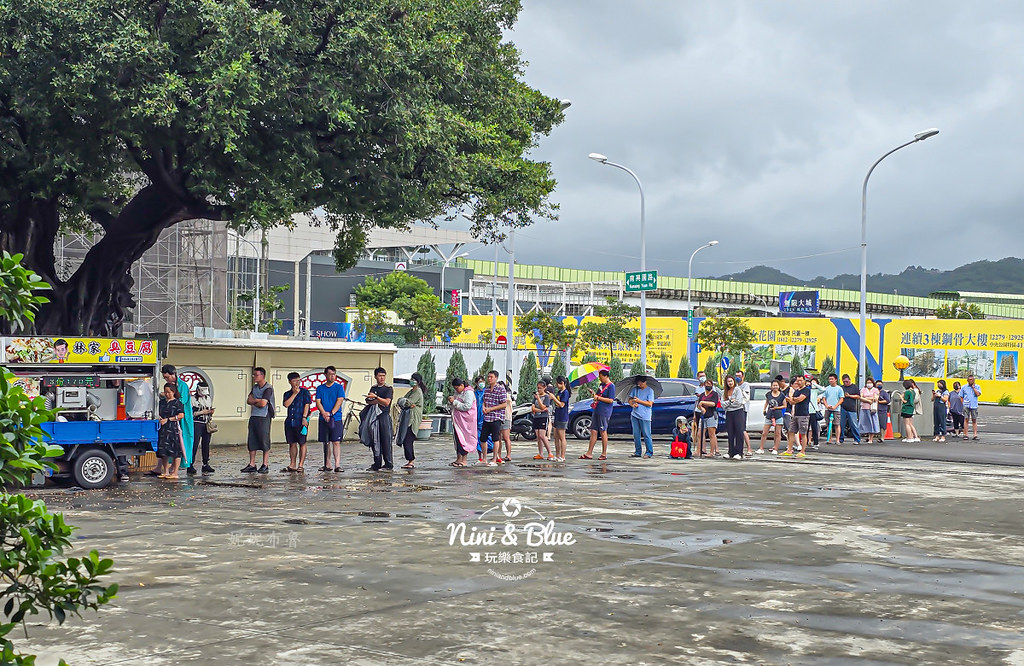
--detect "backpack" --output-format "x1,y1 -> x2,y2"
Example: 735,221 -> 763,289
670,427 -> 692,459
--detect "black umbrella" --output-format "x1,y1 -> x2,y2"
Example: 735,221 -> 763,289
613,375 -> 664,402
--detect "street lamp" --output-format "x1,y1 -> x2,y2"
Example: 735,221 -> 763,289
232,232 -> 261,333
858,128 -> 939,385
589,152 -> 649,369
686,240 -> 719,365
439,250 -> 470,305
956,301 -> 975,320
751,293 -> 769,316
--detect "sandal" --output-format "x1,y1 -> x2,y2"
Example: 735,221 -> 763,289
597,455 -> 607,460
579,454 -> 593,460
402,462 -> 415,469
318,466 -> 331,471
296,467 -> 304,473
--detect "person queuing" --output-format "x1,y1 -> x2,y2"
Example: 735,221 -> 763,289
499,380 -> 514,463
734,370 -> 753,456
473,375 -> 487,462
949,381 -> 965,437
900,379 -> 920,442
531,380 -> 553,460
694,379 -> 720,458
361,367 -> 394,471
839,374 -> 861,444
806,375 -> 821,450
960,375 -> 981,440
152,365 -> 194,477
480,370 -> 508,466
550,376 -> 571,462
859,378 -> 879,444
156,382 -> 185,480
448,378 -> 478,467
757,379 -> 786,454
721,375 -> 746,460
580,369 -> 615,460
188,385 -> 215,475
395,372 -> 426,469
875,381 -> 891,440
242,367 -> 275,474
821,373 -> 843,444
282,372 -> 312,473
628,375 -> 655,459
932,379 -> 950,443
316,366 -> 347,472
782,376 -> 811,457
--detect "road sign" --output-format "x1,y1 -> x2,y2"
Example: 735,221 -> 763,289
686,309 -> 694,338
496,335 -> 507,345
625,270 -> 658,292
394,261 -> 407,271
721,356 -> 730,371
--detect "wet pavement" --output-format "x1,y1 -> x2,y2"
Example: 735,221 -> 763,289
22,438 -> 1024,665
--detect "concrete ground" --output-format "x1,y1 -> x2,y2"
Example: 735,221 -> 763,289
20,433 -> 1024,665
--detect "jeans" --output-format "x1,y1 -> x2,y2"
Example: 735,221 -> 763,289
934,403 -> 948,436
840,408 -> 860,443
631,415 -> 653,456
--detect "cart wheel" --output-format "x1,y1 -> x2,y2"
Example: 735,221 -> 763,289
73,449 -> 115,489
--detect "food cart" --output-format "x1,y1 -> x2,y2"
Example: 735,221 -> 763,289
1,335 -> 161,489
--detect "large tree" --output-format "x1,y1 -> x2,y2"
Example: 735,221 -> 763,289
579,296 -> 640,361
515,310 -> 574,363
0,0 -> 563,334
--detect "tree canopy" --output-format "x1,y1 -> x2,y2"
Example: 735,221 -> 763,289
935,302 -> 985,320
354,272 -> 434,310
579,297 -> 640,361
0,0 -> 564,334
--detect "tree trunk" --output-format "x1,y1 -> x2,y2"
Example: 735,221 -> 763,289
3,186 -> 190,336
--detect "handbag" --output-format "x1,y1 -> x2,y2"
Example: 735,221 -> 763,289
205,419 -> 219,434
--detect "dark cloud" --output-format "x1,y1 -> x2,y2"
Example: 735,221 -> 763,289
459,1 -> 1024,280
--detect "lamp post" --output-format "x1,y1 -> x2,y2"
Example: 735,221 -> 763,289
589,152 -> 648,369
233,232 -> 261,332
859,128 -> 939,385
956,302 -> 975,320
686,240 -> 719,364
752,293 -> 769,316
439,250 -> 470,307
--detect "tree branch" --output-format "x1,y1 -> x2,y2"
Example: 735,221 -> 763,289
312,12 -> 338,57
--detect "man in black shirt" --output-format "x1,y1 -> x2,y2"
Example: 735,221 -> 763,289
840,374 -> 861,444
363,367 -> 394,471
783,376 -> 812,457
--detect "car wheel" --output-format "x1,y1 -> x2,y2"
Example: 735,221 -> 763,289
72,449 -> 115,490
570,415 -> 591,440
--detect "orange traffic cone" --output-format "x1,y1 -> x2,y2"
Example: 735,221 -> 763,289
884,418 -> 894,441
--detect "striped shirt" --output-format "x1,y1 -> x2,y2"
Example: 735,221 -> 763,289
483,383 -> 508,422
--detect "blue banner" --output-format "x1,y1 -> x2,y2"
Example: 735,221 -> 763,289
277,320 -> 364,342
779,290 -> 820,315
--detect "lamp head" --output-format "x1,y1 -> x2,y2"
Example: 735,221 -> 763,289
559,99 -> 572,110
914,128 -> 939,141
708,240 -> 719,246
588,153 -> 608,163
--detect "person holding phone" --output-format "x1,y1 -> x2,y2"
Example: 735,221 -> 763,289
282,372 -> 312,473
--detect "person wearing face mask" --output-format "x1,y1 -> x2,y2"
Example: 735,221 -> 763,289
473,375 -> 488,462
694,380 -> 720,458
859,378 -> 880,444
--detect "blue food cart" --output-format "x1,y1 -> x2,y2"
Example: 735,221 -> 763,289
2,335 -> 161,489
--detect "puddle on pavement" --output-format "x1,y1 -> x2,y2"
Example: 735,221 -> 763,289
358,511 -> 391,518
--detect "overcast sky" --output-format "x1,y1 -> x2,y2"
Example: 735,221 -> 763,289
452,1 -> 1024,281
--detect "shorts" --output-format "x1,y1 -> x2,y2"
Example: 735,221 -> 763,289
318,418 -> 344,443
793,415 -> 810,436
500,421 -> 511,432
699,415 -> 717,430
965,407 -> 979,420
532,417 -> 549,431
783,412 -> 795,433
553,420 -> 568,431
591,411 -> 610,433
247,416 -> 272,452
284,423 -> 307,445
480,420 -> 503,444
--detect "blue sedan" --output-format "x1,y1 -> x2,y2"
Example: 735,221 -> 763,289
568,379 -> 717,439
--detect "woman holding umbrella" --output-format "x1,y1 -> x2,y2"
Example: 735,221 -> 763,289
627,376 -> 656,458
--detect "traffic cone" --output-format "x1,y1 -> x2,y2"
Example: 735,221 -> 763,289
884,419 -> 894,441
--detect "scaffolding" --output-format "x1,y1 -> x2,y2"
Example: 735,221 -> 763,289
55,220 -> 231,334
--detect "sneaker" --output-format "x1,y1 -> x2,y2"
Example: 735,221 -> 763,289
795,444 -> 803,452
201,464 -> 215,474
241,465 -> 257,473
731,454 -> 742,460
487,461 -> 498,467
257,465 -> 269,474
754,449 -> 764,454
186,466 -> 197,476
366,466 -> 381,472
770,449 -> 778,455
381,466 -> 394,471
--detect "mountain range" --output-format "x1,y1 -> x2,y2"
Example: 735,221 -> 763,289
713,257 -> 1024,297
